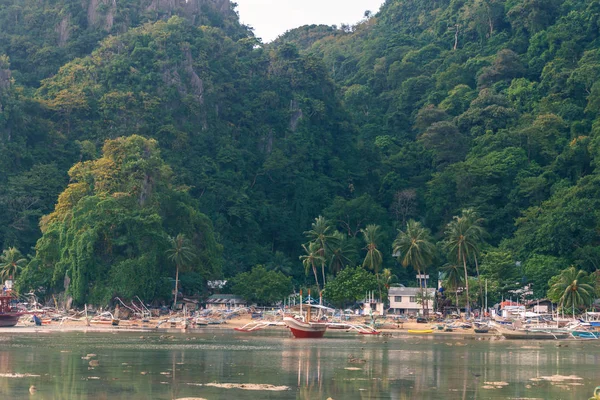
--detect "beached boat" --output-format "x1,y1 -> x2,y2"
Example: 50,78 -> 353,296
408,329 -> 434,334
0,296 -> 26,327
571,330 -> 598,339
494,323 -> 569,340
283,316 -> 328,338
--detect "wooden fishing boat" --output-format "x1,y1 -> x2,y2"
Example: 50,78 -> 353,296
283,316 -> 327,338
408,329 -> 434,334
571,330 -> 598,339
494,324 -> 569,340
0,296 -> 26,327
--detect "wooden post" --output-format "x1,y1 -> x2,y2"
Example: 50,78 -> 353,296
85,304 -> 90,327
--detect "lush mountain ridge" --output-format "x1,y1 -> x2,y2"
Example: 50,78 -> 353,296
1,0 -> 600,304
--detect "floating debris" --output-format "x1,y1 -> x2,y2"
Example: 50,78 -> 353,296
0,373 -> 41,378
530,375 -> 583,383
344,367 -> 362,371
485,381 -> 509,386
186,383 -> 289,391
29,385 -> 37,394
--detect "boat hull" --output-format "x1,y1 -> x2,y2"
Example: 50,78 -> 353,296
408,329 -> 434,334
0,313 -> 24,327
283,317 -> 327,338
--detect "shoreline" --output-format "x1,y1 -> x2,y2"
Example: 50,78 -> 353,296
2,315 -> 493,337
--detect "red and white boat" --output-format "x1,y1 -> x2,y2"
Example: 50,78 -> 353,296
283,316 -> 328,338
0,295 -> 26,327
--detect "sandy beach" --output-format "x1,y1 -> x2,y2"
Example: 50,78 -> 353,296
1,314 -> 489,337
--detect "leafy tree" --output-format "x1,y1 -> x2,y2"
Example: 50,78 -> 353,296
392,220 -> 436,315
166,234 -> 196,309
323,265 -> 378,308
231,265 -> 292,306
17,135 -> 222,305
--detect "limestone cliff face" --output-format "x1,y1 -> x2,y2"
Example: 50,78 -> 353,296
55,0 -> 235,40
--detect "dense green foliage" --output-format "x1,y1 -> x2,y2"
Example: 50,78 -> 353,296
2,0 -> 600,306
230,265 -> 293,305
17,135 -> 222,305
323,265 -> 378,308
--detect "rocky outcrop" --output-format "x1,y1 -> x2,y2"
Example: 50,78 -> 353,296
55,15 -> 71,47
87,0 -> 117,31
0,69 -> 11,90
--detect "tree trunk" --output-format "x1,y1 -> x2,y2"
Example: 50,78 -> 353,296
455,290 -> 460,314
311,261 -> 321,292
321,261 -> 326,288
474,254 -> 484,316
377,273 -> 382,304
417,267 -> 426,316
173,265 -> 179,310
461,245 -> 470,318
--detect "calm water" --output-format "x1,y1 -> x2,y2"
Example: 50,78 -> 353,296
0,328 -> 598,399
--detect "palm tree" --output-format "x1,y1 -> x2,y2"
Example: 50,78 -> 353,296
378,268 -> 397,303
392,220 -> 436,315
549,267 -> 596,312
0,247 -> 27,282
441,263 -> 464,313
304,216 -> 339,286
300,242 -> 325,292
165,234 -> 196,310
328,231 -> 355,275
361,224 -> 384,301
460,209 -> 487,309
443,212 -> 483,318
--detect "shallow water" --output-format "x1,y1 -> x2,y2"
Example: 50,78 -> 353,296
0,328 -> 598,399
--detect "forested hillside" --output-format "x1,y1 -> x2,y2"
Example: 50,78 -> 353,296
1,0 -> 600,306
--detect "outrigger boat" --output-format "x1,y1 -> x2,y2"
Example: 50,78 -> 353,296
493,323 -> 569,340
0,295 -> 26,327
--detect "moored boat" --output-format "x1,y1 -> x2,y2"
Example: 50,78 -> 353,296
493,323 -> 569,340
283,316 -> 328,338
408,329 -> 434,334
0,296 -> 26,327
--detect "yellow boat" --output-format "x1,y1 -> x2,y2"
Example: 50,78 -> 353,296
408,329 -> 434,334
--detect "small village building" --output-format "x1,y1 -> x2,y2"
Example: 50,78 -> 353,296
388,287 -> 436,315
205,294 -> 247,310
526,299 -> 555,314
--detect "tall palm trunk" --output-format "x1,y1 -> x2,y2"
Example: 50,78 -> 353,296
377,273 -> 382,304
173,265 -> 179,310
455,290 -> 460,314
311,260 -> 320,292
321,261 -> 326,289
460,244 -> 470,318
474,254 -> 484,315
416,267 -> 426,316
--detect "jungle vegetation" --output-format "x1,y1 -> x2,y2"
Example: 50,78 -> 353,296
1,0 -> 600,308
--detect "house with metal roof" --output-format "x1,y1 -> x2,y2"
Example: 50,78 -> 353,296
205,294 -> 247,310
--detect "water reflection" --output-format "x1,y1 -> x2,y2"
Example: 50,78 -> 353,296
0,331 -> 597,399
